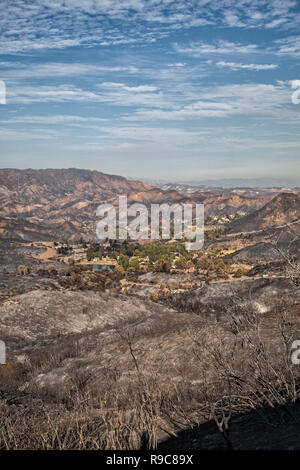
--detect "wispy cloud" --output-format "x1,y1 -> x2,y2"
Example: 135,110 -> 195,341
122,83 -> 294,121
0,128 -> 63,141
1,0 -> 300,54
167,63 -> 186,67
274,35 -> 300,56
1,63 -> 138,80
100,82 -> 157,92
216,61 -> 278,71
7,85 -> 104,104
0,115 -> 107,125
7,82 -> 167,108
174,40 -> 260,56
174,35 -> 300,59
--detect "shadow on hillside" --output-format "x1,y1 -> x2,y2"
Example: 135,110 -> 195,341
158,400 -> 300,450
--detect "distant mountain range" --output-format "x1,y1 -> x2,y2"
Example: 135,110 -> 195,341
0,168 -> 188,241
131,176 -> 300,189
0,168 -> 298,242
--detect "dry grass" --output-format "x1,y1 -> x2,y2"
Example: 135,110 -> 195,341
1,299 -> 300,450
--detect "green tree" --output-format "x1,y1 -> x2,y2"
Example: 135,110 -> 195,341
87,248 -> 93,262
233,268 -> 243,278
119,254 -> 129,271
110,251 -> 118,260
129,258 -> 140,271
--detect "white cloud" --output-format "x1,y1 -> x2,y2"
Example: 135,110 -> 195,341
223,13 -> 245,28
0,63 -> 138,80
174,40 -> 259,56
266,18 -> 287,28
173,35 -> 300,61
100,82 -> 157,92
1,0 -> 299,54
0,128 -> 62,141
122,83 -> 294,121
167,63 -> 186,67
8,86 -> 104,104
7,83 -> 167,108
0,115 -> 107,125
274,36 -> 300,56
66,125 -> 208,149
217,61 -> 278,71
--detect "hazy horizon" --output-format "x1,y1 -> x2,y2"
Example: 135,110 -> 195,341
0,166 -> 299,188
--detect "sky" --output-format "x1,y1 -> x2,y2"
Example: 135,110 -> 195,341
0,0 -> 300,185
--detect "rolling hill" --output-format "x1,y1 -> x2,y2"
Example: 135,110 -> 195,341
226,192 -> 300,234
0,168 -> 283,241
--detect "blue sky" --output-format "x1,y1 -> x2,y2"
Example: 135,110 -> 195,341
0,0 -> 300,184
